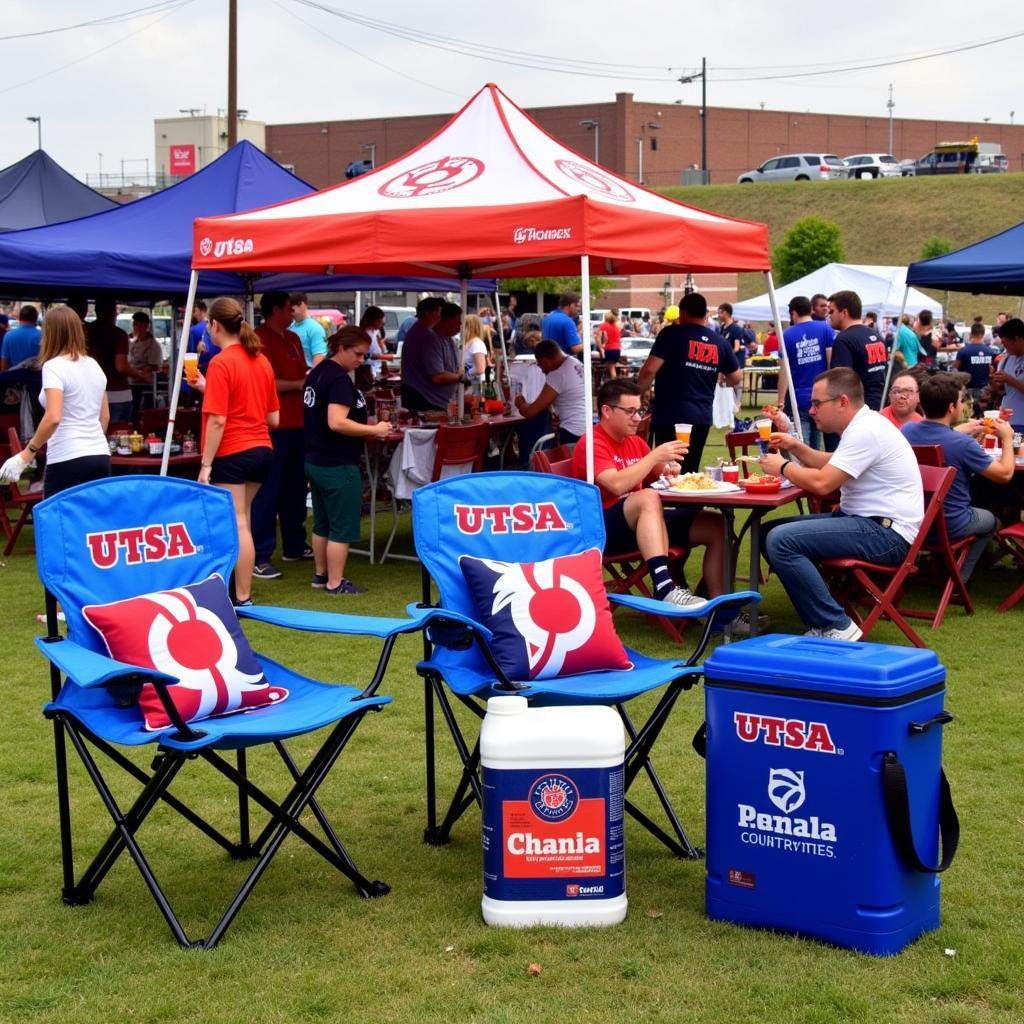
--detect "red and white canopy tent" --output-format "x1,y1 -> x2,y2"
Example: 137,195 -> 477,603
175,83 -> 795,478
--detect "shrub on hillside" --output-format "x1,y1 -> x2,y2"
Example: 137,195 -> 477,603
773,216 -> 845,285
920,236 -> 954,261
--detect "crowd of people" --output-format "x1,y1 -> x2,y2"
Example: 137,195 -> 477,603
1,283 -> 1022,643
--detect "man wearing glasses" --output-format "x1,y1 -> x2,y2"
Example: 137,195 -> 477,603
571,378 -> 726,608
757,367 -> 923,640
879,373 -> 924,429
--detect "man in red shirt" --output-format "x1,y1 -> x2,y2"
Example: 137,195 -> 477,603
571,378 -> 727,607
251,291 -> 312,579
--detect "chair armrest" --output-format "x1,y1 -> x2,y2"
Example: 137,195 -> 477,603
609,590 -> 761,621
35,636 -> 178,690
404,604 -> 494,641
236,603 -> 492,640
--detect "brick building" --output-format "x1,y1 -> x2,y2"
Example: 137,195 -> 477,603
265,93 -> 1022,310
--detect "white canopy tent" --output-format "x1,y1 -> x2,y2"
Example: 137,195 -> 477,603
731,264 -> 942,323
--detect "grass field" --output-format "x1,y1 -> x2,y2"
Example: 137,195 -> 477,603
2,426 -> 1023,1024
659,174 -> 1024,324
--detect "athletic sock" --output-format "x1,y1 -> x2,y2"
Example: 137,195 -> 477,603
646,555 -> 675,599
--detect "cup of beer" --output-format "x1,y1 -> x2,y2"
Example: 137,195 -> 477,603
183,353 -> 199,384
722,464 -> 739,484
755,418 -> 772,442
983,410 -> 999,434
675,422 -> 692,444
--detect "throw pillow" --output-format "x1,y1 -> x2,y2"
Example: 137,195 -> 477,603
459,548 -> 631,680
83,574 -> 288,731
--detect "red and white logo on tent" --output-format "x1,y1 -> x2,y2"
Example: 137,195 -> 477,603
199,237 -> 213,257
378,156 -> 484,198
554,159 -> 634,203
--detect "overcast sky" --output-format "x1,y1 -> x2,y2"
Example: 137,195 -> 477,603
1,0 -> 1020,181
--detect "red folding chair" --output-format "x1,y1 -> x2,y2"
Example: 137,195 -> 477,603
430,422 -> 489,480
536,456 -> 688,643
819,464 -> 956,647
996,521 -> 1024,613
725,430 -> 759,473
529,444 -> 576,473
900,444 -> 976,628
2,427 -> 44,555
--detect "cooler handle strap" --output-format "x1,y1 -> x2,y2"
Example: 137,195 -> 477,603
881,752 -> 959,874
692,722 -> 707,759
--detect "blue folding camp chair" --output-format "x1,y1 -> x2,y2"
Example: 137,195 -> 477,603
411,471 -> 758,858
33,475 -> 456,949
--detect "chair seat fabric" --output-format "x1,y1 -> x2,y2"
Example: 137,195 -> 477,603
45,654 -> 391,752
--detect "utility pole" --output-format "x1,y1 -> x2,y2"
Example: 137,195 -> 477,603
579,119 -> 600,163
678,58 -> 708,183
887,84 -> 895,155
26,116 -> 41,150
227,0 -> 238,147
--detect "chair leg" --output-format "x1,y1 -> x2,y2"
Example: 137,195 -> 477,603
423,681 -> 484,845
618,694 -> 703,860
236,749 -> 252,856
997,579 -> 1024,613
423,673 -> 439,843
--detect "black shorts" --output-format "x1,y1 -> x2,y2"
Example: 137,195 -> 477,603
43,454 -> 111,499
603,350 -> 621,365
210,446 -> 273,485
603,497 -> 697,554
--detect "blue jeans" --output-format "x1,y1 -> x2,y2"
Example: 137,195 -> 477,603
797,409 -> 821,451
763,513 -> 910,630
955,506 -> 997,582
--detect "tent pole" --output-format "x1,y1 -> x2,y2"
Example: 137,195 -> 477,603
882,284 -> 911,401
243,275 -> 255,326
492,289 -> 508,401
354,290 -> 362,323
581,255 -> 594,484
458,278 -> 468,419
161,270 -> 199,475
765,271 -> 802,442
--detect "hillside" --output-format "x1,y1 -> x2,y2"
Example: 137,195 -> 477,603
659,173 -> 1024,321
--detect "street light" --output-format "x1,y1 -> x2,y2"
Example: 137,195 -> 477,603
26,116 -> 41,150
678,57 -> 708,182
361,141 -> 377,169
637,121 -> 661,185
578,118 -> 600,163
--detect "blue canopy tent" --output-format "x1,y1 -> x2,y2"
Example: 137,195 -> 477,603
0,150 -> 116,232
0,141 -> 495,300
906,221 -> 1024,296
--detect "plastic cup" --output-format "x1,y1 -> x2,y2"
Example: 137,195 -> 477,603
755,418 -> 772,441
675,422 -> 692,444
722,464 -> 739,484
183,353 -> 199,383
704,464 -> 722,482
983,433 -> 997,450
983,410 -> 999,435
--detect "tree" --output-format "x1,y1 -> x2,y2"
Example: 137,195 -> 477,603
920,236 -> 954,261
502,275 -> 611,312
773,216 -> 845,285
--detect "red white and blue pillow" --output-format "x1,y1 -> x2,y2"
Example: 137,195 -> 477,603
83,574 -> 288,732
459,549 -> 631,680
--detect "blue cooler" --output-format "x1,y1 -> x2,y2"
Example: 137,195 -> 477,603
702,634 -> 959,956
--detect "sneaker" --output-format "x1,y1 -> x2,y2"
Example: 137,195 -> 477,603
311,572 -> 328,589
252,562 -> 282,580
662,586 -> 708,610
325,578 -> 368,596
805,621 -> 862,642
282,545 -> 314,562
726,611 -> 771,635
233,597 -> 254,609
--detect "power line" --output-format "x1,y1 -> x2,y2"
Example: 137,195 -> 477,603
0,1 -> 186,42
271,0 -> 464,99
0,0 -> 196,97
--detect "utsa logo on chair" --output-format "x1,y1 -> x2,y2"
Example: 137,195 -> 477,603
411,471 -> 757,859
32,474 -> 449,949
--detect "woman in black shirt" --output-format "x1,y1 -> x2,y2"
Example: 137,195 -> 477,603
303,326 -> 391,595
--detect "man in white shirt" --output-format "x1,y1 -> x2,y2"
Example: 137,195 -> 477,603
757,367 -> 924,641
513,339 -> 586,443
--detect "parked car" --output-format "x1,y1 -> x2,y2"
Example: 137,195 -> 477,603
910,140 -> 1008,176
619,335 -> 654,369
116,312 -> 174,360
736,153 -> 844,183
379,305 -> 415,346
842,153 -> 902,179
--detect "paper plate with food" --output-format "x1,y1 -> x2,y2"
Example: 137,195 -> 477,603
655,472 -> 741,494
739,472 -> 783,493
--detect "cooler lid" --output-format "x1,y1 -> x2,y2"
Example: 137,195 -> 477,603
704,634 -> 944,703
